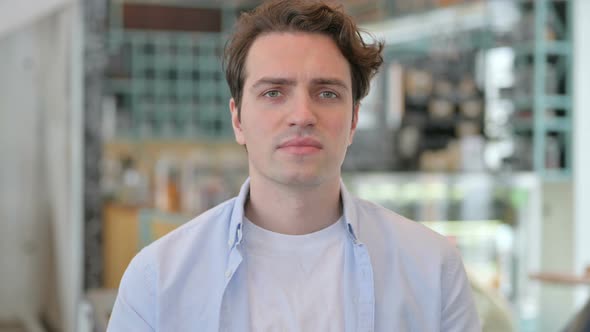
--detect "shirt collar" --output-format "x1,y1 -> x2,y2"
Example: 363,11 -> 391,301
228,178 -> 361,248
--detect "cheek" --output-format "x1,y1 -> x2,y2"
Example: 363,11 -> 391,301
240,115 -> 275,149
335,116 -> 356,147
327,115 -> 353,138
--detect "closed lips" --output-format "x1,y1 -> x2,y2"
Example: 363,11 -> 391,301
278,137 -> 323,149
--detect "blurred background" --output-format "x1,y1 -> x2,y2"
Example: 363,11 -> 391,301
1,0 -> 589,331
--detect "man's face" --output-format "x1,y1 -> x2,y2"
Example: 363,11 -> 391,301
230,32 -> 359,187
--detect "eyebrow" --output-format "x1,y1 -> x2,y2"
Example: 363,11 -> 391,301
250,77 -> 350,90
251,77 -> 296,90
310,78 -> 349,90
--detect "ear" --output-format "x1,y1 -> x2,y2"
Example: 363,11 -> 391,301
230,98 -> 246,145
348,103 -> 360,145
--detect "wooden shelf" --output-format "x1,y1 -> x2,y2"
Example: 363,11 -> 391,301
529,272 -> 590,286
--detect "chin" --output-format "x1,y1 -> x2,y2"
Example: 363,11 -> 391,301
275,169 -> 336,188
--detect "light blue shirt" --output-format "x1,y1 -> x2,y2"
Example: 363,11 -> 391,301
108,179 -> 480,331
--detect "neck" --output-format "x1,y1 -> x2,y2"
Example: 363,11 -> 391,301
245,176 -> 342,235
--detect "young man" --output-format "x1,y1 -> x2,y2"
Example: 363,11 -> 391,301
108,1 -> 481,331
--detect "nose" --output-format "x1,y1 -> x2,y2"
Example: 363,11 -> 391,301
288,93 -> 317,128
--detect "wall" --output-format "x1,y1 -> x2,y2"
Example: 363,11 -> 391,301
538,182 -> 574,332
0,6 -> 83,331
0,19 -> 53,323
573,0 -> 590,308
536,0 -> 590,329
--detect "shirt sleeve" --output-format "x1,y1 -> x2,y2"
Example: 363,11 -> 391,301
107,249 -> 157,332
441,246 -> 482,332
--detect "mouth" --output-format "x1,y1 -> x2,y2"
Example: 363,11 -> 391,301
277,137 -> 323,155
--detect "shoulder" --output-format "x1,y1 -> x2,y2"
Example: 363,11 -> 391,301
150,198 -> 235,252
125,198 -> 237,286
352,196 -> 458,260
111,199 -> 238,330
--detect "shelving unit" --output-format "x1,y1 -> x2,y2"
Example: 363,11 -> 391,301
354,2 -> 496,172
344,0 -> 484,24
512,0 -> 573,180
107,30 -> 232,139
105,1 -> 247,140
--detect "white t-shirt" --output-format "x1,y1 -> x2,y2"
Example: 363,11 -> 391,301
242,216 -> 346,332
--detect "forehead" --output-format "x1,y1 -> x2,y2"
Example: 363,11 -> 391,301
243,32 -> 352,88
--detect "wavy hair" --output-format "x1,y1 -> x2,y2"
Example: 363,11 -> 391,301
223,0 -> 384,118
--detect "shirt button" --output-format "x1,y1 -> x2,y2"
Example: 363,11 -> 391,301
225,269 -> 232,278
227,239 -> 233,248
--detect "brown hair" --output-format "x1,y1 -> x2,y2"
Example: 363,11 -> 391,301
223,0 -> 384,118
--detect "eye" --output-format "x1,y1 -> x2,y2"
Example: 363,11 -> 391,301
263,90 -> 282,98
319,91 -> 338,99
